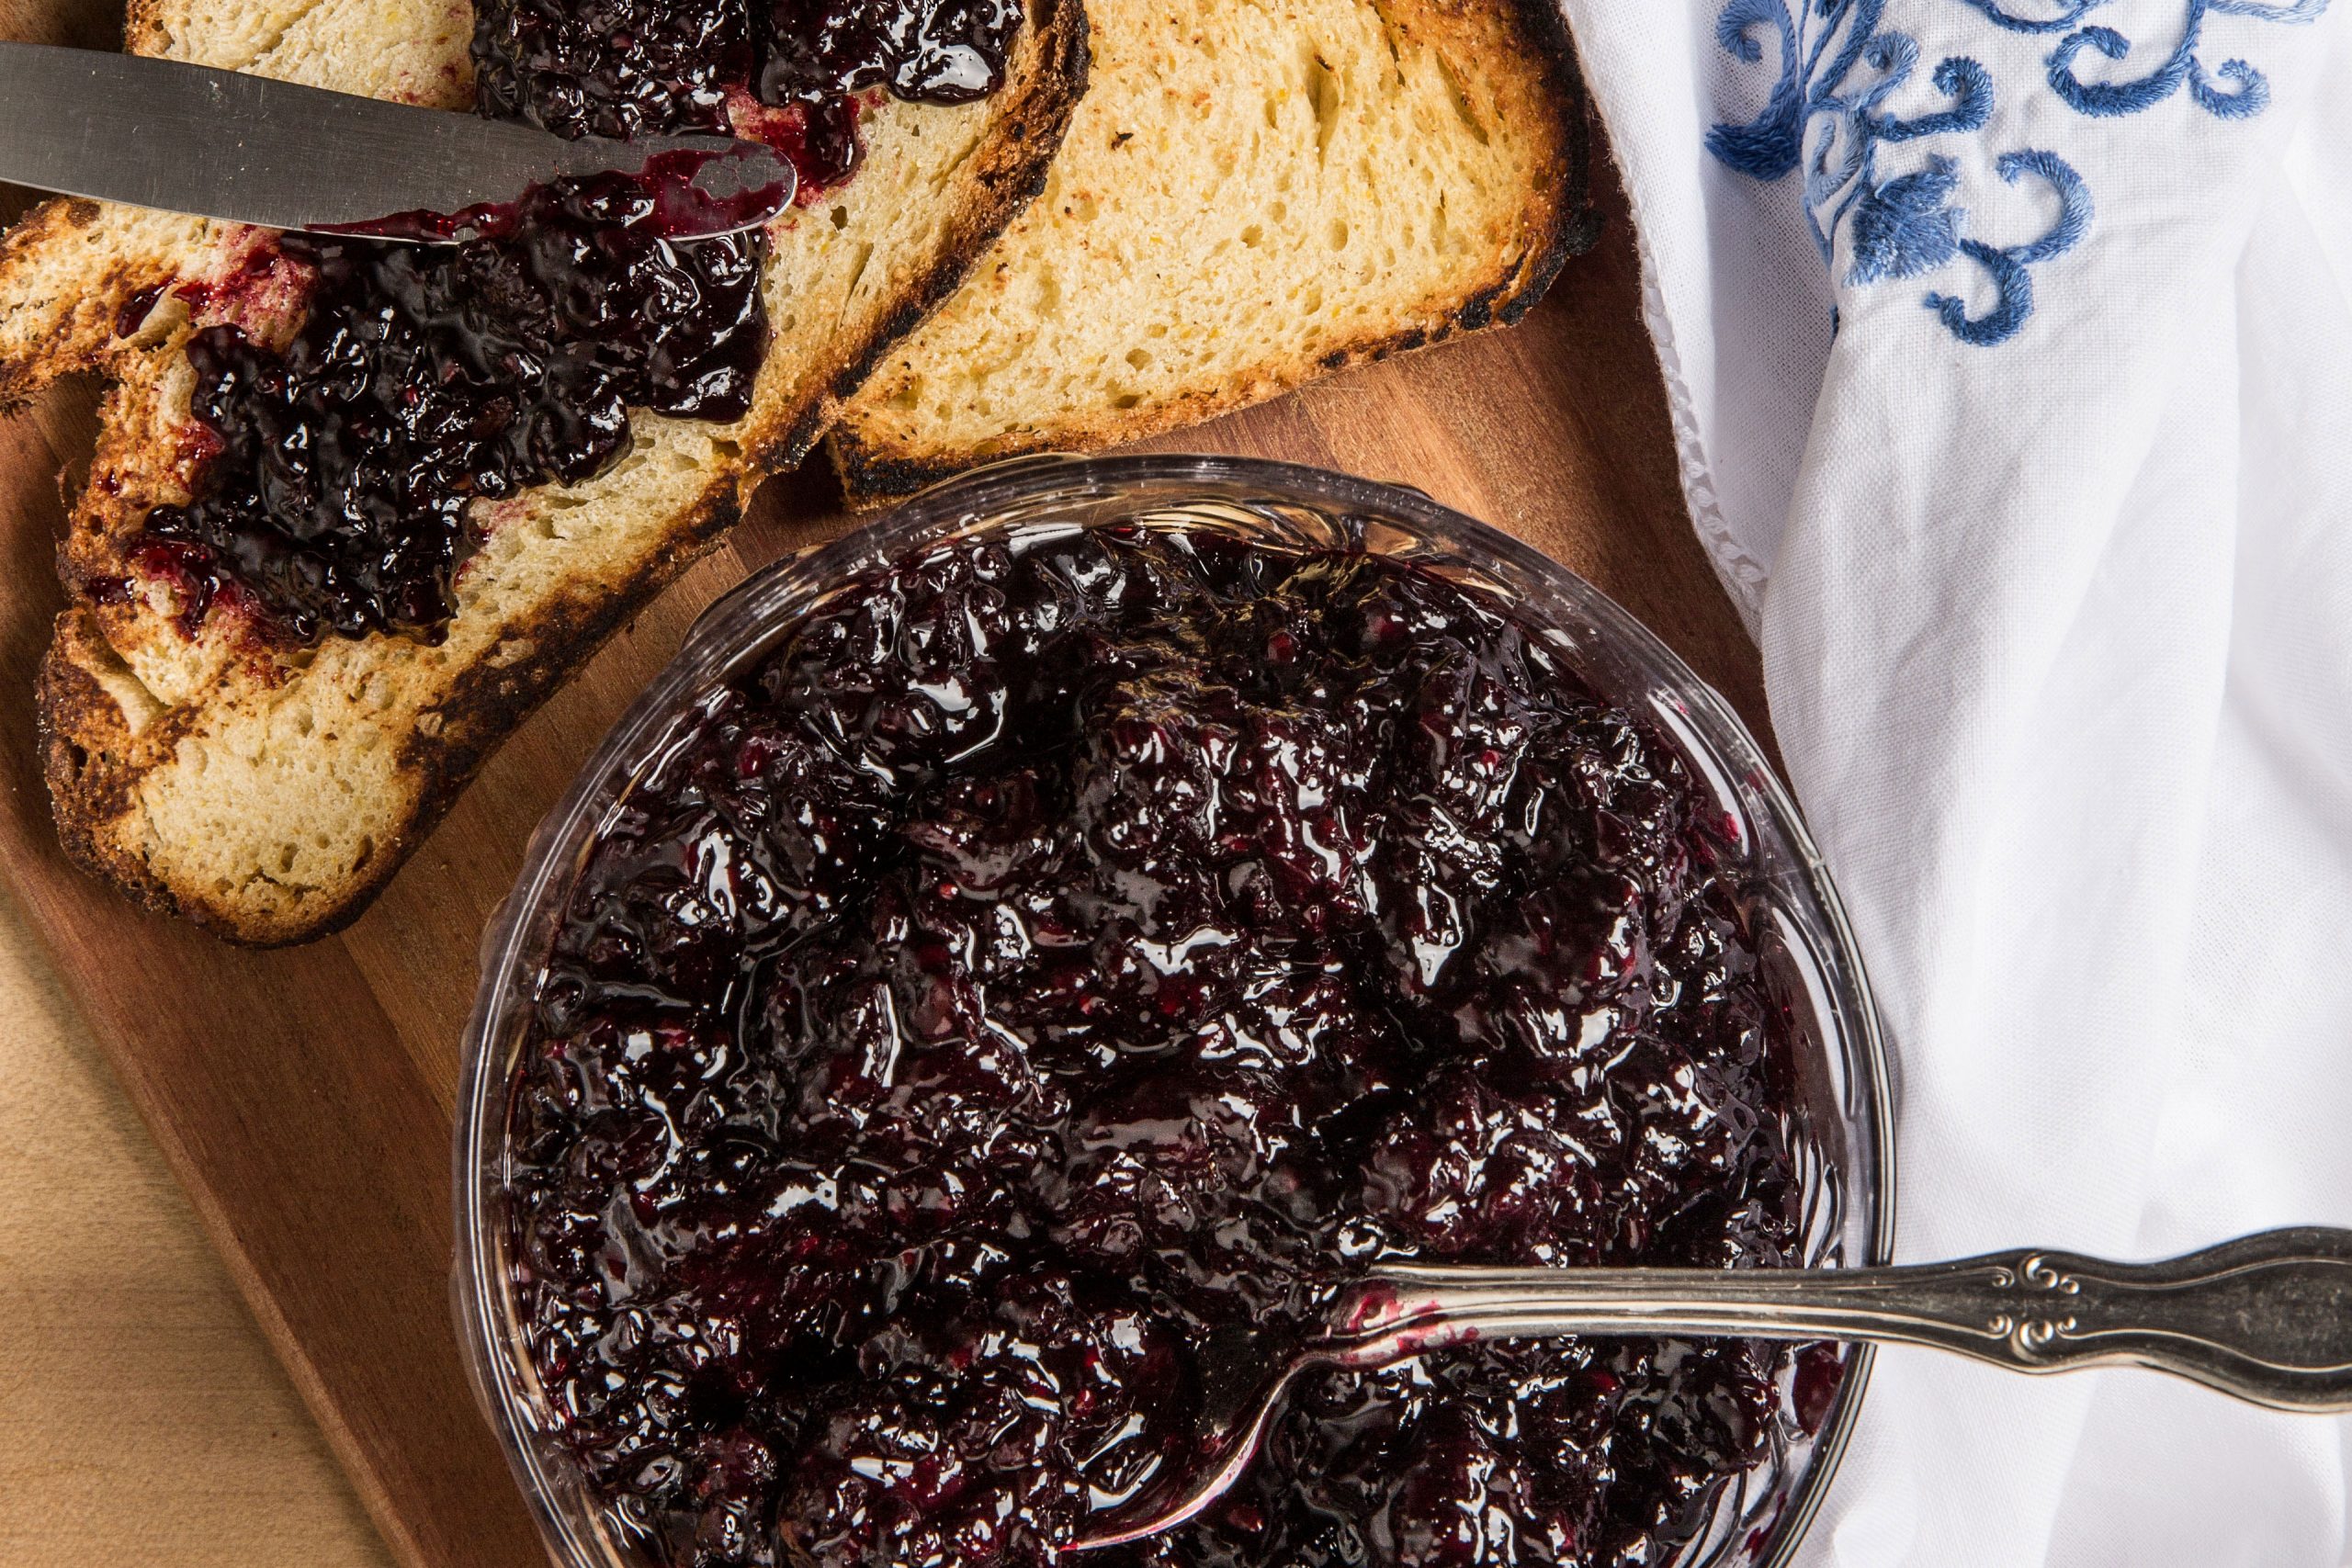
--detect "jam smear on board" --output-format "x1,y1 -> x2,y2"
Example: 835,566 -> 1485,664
507,528 -> 1823,1568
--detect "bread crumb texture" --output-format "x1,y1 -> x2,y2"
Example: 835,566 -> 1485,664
832,0 -> 1592,498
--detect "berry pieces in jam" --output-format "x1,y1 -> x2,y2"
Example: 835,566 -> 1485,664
141,177 -> 766,642
507,528 -> 1816,1568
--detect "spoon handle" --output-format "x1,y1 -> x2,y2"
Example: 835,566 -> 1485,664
1356,1226 -> 2352,1413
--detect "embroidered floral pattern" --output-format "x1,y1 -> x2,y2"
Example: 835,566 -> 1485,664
1708,0 -> 2091,345
1965,0 -> 2327,119
2053,0 -> 2327,118
1708,0 -> 2331,344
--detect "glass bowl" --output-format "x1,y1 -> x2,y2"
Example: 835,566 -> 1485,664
454,453 -> 1896,1568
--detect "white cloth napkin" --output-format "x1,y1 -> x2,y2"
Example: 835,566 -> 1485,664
1546,2 -> 2352,1562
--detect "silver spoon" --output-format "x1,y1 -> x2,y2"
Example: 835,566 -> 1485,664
1071,1226 -> 2352,1551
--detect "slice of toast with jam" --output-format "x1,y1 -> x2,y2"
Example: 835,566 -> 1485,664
0,0 -> 1087,943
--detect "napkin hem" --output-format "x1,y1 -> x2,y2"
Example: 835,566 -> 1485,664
1628,223 -> 1770,636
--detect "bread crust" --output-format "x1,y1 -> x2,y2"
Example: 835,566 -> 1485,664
13,0 -> 1091,945
826,0 -> 1599,507
0,199 -> 186,409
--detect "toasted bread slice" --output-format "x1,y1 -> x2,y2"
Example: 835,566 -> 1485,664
827,0 -> 1595,506
4,0 -> 1087,944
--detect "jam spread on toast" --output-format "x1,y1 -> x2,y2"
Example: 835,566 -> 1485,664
125,0 -> 1022,643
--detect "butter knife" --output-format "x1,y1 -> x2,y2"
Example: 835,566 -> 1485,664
0,40 -> 796,242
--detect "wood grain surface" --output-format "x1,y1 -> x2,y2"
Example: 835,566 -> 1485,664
0,8 -> 1767,1556
0,0 -> 388,1561
0,875 -> 393,1568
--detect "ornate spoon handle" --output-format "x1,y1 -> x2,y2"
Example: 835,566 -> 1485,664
1350,1227 -> 2352,1413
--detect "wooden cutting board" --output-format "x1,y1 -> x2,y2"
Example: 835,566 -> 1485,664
0,29 -> 1770,1566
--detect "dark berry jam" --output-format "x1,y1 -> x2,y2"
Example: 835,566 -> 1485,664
506,527 -> 1822,1568
141,176 -> 766,641
470,0 -> 1022,145
133,0 -> 1024,644
756,0 -> 1023,108
473,0 -> 751,140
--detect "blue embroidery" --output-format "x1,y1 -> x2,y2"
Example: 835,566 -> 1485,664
1707,0 -> 2089,345
1705,0 -> 2328,343
1708,0 -> 1808,179
1924,150 -> 2094,344
1847,157 -> 1962,282
1956,0 -> 2106,33
2045,0 -> 2327,120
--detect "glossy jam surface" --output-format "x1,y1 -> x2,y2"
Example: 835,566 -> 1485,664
141,177 -> 766,641
473,0 -> 1021,141
133,0 -> 1023,643
507,529 -> 1820,1568
474,0 -> 750,139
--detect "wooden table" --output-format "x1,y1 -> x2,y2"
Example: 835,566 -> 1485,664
0,6 -> 1767,1556
0,877 -> 391,1566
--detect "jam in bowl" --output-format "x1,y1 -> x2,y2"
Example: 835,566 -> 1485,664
457,455 -> 1894,1568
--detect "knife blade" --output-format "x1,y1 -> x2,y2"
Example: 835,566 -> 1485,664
0,41 -> 797,242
